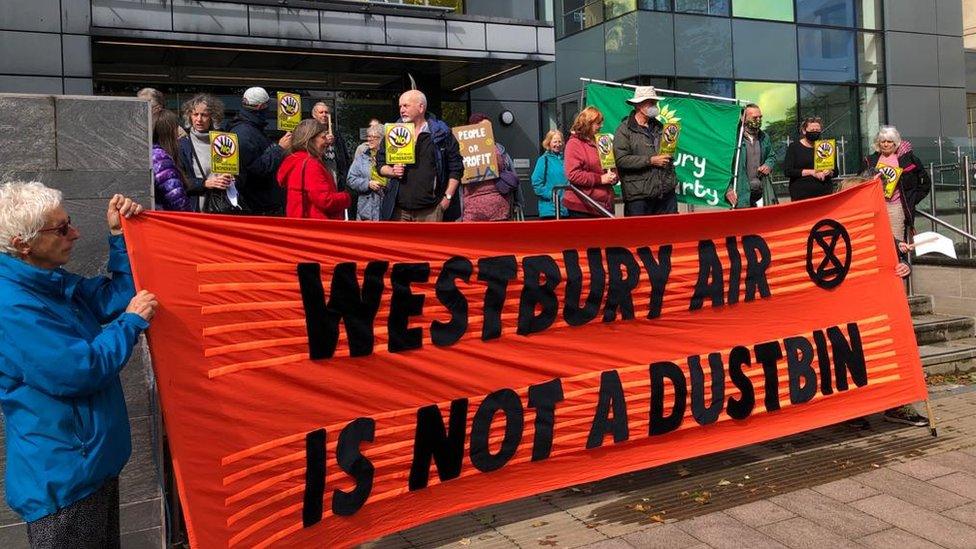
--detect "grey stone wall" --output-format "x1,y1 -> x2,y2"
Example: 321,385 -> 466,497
0,94 -> 162,548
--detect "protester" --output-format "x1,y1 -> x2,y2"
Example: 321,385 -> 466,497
460,113 -> 520,222
310,102 -> 352,192
178,94 -> 245,214
277,119 -> 351,220
0,183 -> 155,548
346,124 -> 386,221
612,86 -> 677,216
225,87 -> 291,215
727,103 -> 774,208
136,87 -> 165,120
563,107 -> 617,218
531,129 -> 569,220
151,110 -> 193,212
861,126 -> 932,242
354,118 -> 384,159
783,116 -> 835,201
377,90 -> 463,221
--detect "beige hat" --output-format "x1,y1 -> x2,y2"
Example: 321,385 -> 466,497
241,87 -> 270,109
626,86 -> 663,105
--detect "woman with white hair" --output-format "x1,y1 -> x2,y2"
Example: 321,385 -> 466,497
861,125 -> 931,241
0,182 -> 156,547
346,123 -> 386,220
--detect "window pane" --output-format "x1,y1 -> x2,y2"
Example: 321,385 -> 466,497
735,81 -> 797,174
859,86 -> 885,163
797,0 -> 855,27
674,78 -> 734,98
798,27 -> 856,83
800,83 -> 858,175
858,32 -> 884,84
857,0 -> 882,29
733,0 -> 793,21
638,0 -> 671,11
674,0 -> 729,16
605,0 -> 637,19
560,0 -> 604,36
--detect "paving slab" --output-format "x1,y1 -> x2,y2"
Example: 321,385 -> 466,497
930,472 -> 976,499
889,456 -> 959,480
619,523 -> 703,549
942,501 -> 976,528
722,500 -> 795,528
853,467 -> 970,511
809,478 -> 881,503
758,516 -> 861,549
768,488 -> 889,538
850,494 -> 976,549
674,511 -> 787,549
856,527 -> 943,549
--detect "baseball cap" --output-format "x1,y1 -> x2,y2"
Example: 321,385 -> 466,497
242,87 -> 270,109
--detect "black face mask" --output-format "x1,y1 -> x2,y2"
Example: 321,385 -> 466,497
805,131 -> 822,141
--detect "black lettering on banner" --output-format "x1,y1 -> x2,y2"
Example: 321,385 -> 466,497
755,341 -> 784,412
649,361 -> 688,435
727,346 -> 755,420
302,428 -> 326,527
431,257 -> 473,347
528,378 -> 564,461
603,247 -> 640,322
470,389 -> 524,473
478,255 -> 518,340
563,248 -> 606,326
813,330 -> 834,395
636,245 -> 672,319
586,370 -> 629,448
742,235 -> 772,301
332,418 -> 376,516
408,398 -> 468,491
828,323 -> 867,390
725,237 -> 742,305
328,261 -> 388,357
784,336 -> 817,405
389,263 -> 431,353
298,263 -> 339,360
690,240 -> 724,311
689,353 -> 725,426
518,255 -> 562,335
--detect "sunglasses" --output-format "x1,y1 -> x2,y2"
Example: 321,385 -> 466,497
37,217 -> 73,237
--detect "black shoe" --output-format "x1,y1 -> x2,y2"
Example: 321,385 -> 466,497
883,406 -> 929,427
845,417 -> 870,429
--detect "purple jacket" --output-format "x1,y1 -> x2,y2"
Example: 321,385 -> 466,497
151,145 -> 193,212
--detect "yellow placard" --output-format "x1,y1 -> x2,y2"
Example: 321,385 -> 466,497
385,123 -> 416,165
596,133 -> 615,170
876,163 -> 903,199
814,139 -> 836,171
453,120 -> 499,184
209,131 -> 239,175
370,152 -> 388,187
277,92 -> 302,132
658,122 -> 681,156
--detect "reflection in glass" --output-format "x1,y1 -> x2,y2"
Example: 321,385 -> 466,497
674,0 -> 729,16
858,86 -> 884,167
733,0 -> 793,22
735,81 -> 798,174
800,83 -> 858,175
796,0 -> 854,27
857,0 -> 882,29
638,0 -> 671,11
605,13 -> 639,81
559,0 -> 605,37
798,27 -> 856,83
605,0 -> 637,19
674,78 -> 734,98
857,32 -> 884,84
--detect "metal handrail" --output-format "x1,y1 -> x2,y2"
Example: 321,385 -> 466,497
915,211 -> 976,244
551,184 -> 614,219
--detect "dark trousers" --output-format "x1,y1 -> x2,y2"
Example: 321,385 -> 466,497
624,193 -> 678,217
750,188 -> 764,207
565,209 -> 598,219
27,478 -> 120,549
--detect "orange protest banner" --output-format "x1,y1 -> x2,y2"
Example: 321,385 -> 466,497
123,183 -> 926,548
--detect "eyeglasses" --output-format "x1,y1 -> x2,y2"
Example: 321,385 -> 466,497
366,136 -> 381,141
37,217 -> 73,237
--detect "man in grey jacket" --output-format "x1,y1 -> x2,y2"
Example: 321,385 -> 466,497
612,86 -> 678,216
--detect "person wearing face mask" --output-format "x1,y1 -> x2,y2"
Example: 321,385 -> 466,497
783,116 -> 835,201
224,87 -> 292,215
531,129 -> 569,219
612,87 -> 678,216
726,103 -> 773,208
861,125 -> 931,242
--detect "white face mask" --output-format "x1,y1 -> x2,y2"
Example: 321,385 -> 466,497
643,105 -> 659,119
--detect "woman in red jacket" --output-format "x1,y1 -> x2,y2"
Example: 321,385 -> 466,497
562,106 -> 618,218
277,119 -> 351,219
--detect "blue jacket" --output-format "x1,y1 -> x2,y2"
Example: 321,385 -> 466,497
346,148 -> 385,221
0,235 -> 148,522
225,109 -> 286,215
530,151 -> 568,218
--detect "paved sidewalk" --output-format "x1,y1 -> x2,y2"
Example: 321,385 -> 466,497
368,385 -> 976,548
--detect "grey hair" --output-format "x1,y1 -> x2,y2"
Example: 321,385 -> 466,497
366,124 -> 383,138
0,181 -> 63,255
182,93 -> 225,128
136,88 -> 165,113
312,101 -> 329,111
401,89 -> 427,108
874,125 -> 902,151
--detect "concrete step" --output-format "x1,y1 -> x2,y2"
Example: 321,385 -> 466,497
909,294 -> 934,316
920,336 -> 976,374
912,313 -> 976,346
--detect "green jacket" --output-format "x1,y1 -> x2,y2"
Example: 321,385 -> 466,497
731,129 -> 773,208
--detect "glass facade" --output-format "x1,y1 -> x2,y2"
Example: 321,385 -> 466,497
733,0 -> 793,22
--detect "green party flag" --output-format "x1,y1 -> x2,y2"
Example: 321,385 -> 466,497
585,83 -> 742,208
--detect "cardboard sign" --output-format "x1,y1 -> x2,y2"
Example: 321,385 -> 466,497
123,183 -> 926,549
209,131 -> 239,175
876,163 -> 903,199
658,122 -> 681,156
596,133 -> 615,170
453,120 -> 499,184
384,123 -> 416,165
814,139 -> 836,171
277,92 -> 302,132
